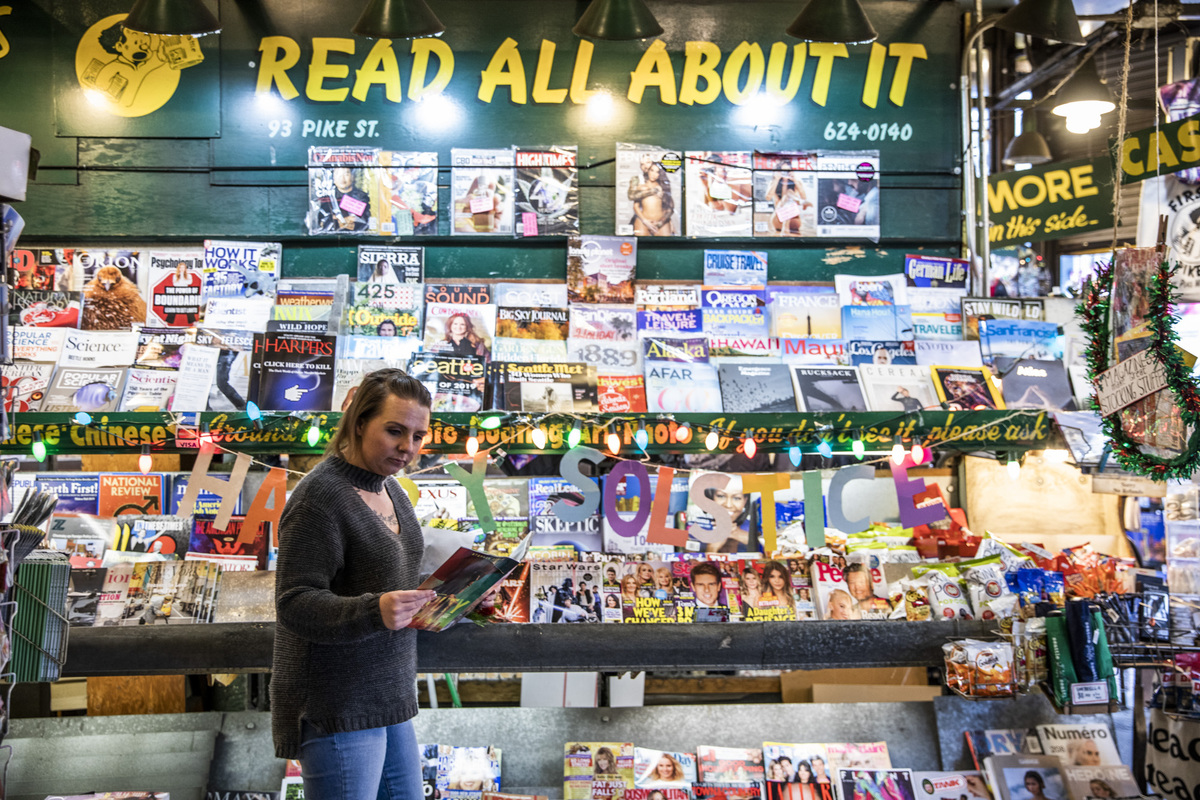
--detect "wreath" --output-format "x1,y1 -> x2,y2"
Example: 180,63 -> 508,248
1078,257 -> 1200,479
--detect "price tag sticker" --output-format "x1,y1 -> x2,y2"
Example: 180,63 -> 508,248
470,196 -> 493,214
776,201 -> 800,222
1069,681 -> 1110,706
339,194 -> 367,217
522,212 -> 539,237
393,213 -> 414,236
836,193 -> 861,213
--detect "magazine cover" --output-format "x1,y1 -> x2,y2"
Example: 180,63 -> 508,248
424,301 -> 496,361
982,755 -> 1066,800
697,747 -> 766,784
136,327 -> 191,370
846,341 -> 916,366
646,360 -> 721,413
564,742 -> 636,800
437,746 -> 503,800
672,559 -> 742,623
9,247 -> 71,291
636,284 -> 700,311
414,478 -> 470,521
965,730 -> 1042,769
568,304 -> 641,375
189,517 -> 270,570
66,247 -> 140,292
618,559 -> 678,623
841,306 -> 914,341
307,146 -> 379,234
686,151 -> 754,237
451,148 -> 514,235
960,298 -> 1045,341
904,255 -> 970,289
626,790 -> 690,800
978,319 -> 1063,366
427,283 -> 494,305
810,561 -> 861,621
407,353 -> 486,413
94,561 -> 133,627
858,365 -> 939,413
357,244 -> 424,284
410,546 -> 527,632
202,240 -> 281,302
529,563 -> 591,619
1,362 -> 53,412
345,282 -> 422,337
529,479 -> 602,551
10,289 -> 82,328
915,341 -> 983,367
693,784 -> 762,800
111,515 -> 190,557
248,331 -> 337,413
778,339 -> 847,365
514,145 -> 579,236
825,743 -> 891,771
374,151 -> 438,237
837,770 -> 915,800
192,328 -> 253,412
762,744 -> 832,783
994,358 -> 1076,411
492,361 -> 598,413
753,151 -> 819,238
912,772 -> 992,800
704,250 -> 768,287
1033,725 -> 1121,766
615,143 -> 682,237
601,474 -> 683,557
118,368 -> 178,411
67,567 -> 106,627
732,559 -> 797,621
685,473 -> 756,554
719,363 -> 796,413
790,366 -> 867,412
835,274 -> 907,307
637,309 -> 704,338
1061,766 -> 1137,800
930,366 -> 1005,411
76,252 -> 148,331
815,151 -> 880,240
568,235 -> 638,304
494,306 -> 570,363
702,287 -> 769,338
40,366 -> 125,413
37,473 -> 101,514
768,286 -> 841,339
494,561 -> 532,623
145,249 -> 205,327
496,282 -> 569,309
1111,247 -> 1159,362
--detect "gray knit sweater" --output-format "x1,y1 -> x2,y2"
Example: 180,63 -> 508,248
271,455 -> 424,759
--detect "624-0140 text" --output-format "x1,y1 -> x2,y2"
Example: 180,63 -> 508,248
824,121 -> 913,142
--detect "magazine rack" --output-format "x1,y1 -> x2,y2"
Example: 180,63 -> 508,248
9,571 -> 69,683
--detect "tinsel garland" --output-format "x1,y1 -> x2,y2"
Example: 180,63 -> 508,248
1078,259 -> 1200,479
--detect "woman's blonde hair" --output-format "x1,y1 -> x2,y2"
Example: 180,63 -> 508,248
326,368 -> 431,457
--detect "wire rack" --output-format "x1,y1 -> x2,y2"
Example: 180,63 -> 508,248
1099,592 -> 1200,667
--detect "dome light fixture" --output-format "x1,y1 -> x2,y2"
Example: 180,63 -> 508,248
573,0 -> 663,41
1051,59 -> 1116,135
352,0 -> 445,39
122,0 -> 221,36
786,0 -> 877,44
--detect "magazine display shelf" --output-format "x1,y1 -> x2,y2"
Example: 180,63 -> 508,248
59,619 -> 1000,677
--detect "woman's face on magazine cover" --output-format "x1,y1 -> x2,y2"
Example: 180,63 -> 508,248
742,569 -> 760,590
655,567 -> 672,589
656,756 -> 675,778
1025,777 -> 1041,795
449,316 -> 468,338
636,563 -> 654,584
766,568 -> 786,592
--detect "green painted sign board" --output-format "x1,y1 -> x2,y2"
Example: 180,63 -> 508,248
1113,110 -> 1200,184
987,156 -> 1114,247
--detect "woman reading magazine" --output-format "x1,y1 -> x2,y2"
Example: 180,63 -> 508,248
271,368 -> 488,798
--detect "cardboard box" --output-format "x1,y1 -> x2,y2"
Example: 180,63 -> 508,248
780,667 -> 927,703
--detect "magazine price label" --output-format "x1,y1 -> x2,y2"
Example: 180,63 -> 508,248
1068,681 -> 1110,706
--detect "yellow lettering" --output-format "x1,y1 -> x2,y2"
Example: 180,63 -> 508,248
1043,169 -> 1071,204
569,40 -> 597,104
409,39 -> 454,101
1179,119 -> 1200,162
679,41 -> 722,105
531,39 -> 568,104
765,42 -> 804,103
306,38 -> 355,102
627,40 -> 677,105
352,40 -> 401,102
1121,136 -> 1144,177
256,36 -> 302,100
808,43 -> 848,106
861,43 -> 887,108
1154,130 -> 1180,170
1013,174 -> 1046,208
0,6 -> 11,60
988,179 -> 1018,215
478,37 -> 527,104
722,41 -> 764,105
1069,165 -> 1098,198
887,43 -> 927,106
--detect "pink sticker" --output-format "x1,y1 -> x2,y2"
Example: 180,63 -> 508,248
469,196 -> 492,214
775,201 -> 800,222
339,193 -> 367,217
836,193 -> 861,213
522,212 -> 539,237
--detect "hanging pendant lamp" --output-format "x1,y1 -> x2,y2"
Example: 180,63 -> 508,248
785,0 -> 877,44
352,0 -> 445,39
122,0 -> 220,36
995,0 -> 1086,47
573,0 -> 663,41
1003,114 -> 1053,166
1051,59 -> 1115,134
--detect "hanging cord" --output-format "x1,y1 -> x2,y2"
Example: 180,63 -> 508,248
1110,0 -> 1137,253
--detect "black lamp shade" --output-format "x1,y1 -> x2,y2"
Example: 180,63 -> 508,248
995,0 -> 1086,46
1051,59 -> 1115,114
573,0 -> 663,41
353,0 -> 445,39
1003,130 -> 1053,166
786,0 -> 877,44
122,0 -> 220,36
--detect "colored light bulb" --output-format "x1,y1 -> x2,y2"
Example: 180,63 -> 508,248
742,431 -> 757,460
817,438 -> 833,459
891,437 -> 905,466
73,412 -> 92,426
306,421 -> 321,448
910,438 -> 925,464
531,427 -> 548,450
852,436 -> 865,460
31,431 -> 46,463
788,441 -> 802,468
607,432 -> 621,455
1007,456 -> 1021,481
705,429 -> 720,451
675,422 -> 692,443
634,421 -> 649,450
567,420 -> 582,449
138,444 -> 152,475
479,414 -> 503,431
245,401 -> 261,422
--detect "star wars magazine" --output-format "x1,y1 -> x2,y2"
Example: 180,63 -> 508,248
407,535 -> 531,632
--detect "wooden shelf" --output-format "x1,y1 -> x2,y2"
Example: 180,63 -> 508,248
61,619 -> 998,677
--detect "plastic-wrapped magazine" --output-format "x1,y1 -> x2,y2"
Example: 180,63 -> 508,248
697,746 -> 766,783
615,143 -> 682,237
686,151 -> 753,237
753,151 -> 819,238
514,145 -> 579,236
437,745 -> 503,799
569,304 -> 641,376
814,151 -> 880,240
307,146 -> 378,234
1,362 -> 54,412
451,148 -> 514,235
634,748 -> 697,788
344,281 -> 422,337
374,151 -> 438,236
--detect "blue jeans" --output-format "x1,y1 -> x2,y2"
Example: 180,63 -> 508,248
299,719 -> 424,800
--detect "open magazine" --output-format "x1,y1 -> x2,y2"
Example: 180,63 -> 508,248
408,535 -> 532,632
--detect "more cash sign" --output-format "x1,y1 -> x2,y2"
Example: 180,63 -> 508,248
987,156 -> 1113,246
